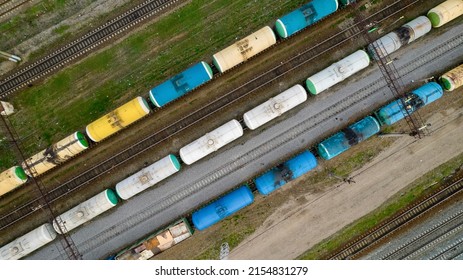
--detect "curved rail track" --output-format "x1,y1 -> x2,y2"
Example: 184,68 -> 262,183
330,175 -> 463,260
0,0 -> 421,231
0,0 -> 181,98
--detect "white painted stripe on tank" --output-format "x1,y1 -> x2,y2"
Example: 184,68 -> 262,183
73,132 -> 88,149
201,61 -> 213,79
149,90 -> 162,108
212,54 -> 224,73
264,25 -> 277,44
169,155 -> 180,171
318,142 -> 331,159
85,126 -> 98,143
276,19 -> 288,38
136,96 -> 150,114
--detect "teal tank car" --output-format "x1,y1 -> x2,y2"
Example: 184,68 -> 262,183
254,151 -> 317,195
149,61 -> 213,107
375,82 -> 444,126
192,185 -> 254,231
275,0 -> 339,38
318,116 -> 381,160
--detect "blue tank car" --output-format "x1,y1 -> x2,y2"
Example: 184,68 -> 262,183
149,61 -> 213,107
375,82 -> 444,126
275,0 -> 339,38
318,116 -> 381,160
254,151 -> 317,195
192,185 -> 254,231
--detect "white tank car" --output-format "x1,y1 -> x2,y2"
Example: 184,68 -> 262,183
0,166 -> 28,197
22,131 -> 89,177
212,26 -> 277,73
428,0 -> 463,28
115,154 -> 181,200
53,189 -> 118,233
404,16 -> 432,43
179,120 -> 244,165
243,85 -> 307,130
306,50 -> 370,95
0,224 -> 56,260
368,16 -> 431,59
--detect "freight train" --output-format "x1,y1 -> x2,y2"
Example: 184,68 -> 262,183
1,0 -> 463,260
2,0 -> 462,196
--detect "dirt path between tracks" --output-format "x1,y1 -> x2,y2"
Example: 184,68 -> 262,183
229,105 -> 463,260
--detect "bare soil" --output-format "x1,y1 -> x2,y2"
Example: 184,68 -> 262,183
228,94 -> 463,260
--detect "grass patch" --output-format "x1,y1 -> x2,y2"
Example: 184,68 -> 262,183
4,0 -> 309,170
298,152 -> 463,260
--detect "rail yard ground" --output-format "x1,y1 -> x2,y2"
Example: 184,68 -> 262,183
1,0 -> 462,259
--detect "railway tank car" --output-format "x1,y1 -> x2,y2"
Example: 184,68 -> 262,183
212,26 -> 277,73
440,64 -> 463,91
243,85 -> 307,130
192,185 -> 254,231
0,224 -> 56,260
21,132 -> 89,178
368,16 -> 432,60
86,96 -> 150,142
306,50 -> 370,95
0,166 -> 28,197
52,189 -> 118,233
317,116 -> 381,160
115,154 -> 181,200
275,0 -> 339,39
427,0 -> 463,28
375,82 -> 444,126
254,151 -> 317,195
179,119 -> 244,165
149,62 -> 213,107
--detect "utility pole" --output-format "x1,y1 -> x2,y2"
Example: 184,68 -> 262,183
0,102 -> 82,260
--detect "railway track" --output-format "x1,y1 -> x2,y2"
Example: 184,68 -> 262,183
379,209 -> 463,259
64,31 -> 463,258
0,0 -> 429,233
0,0 -> 182,98
330,175 -> 463,260
0,0 -> 32,21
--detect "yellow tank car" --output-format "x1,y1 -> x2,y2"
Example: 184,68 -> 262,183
212,26 -> 277,73
86,97 -> 150,142
427,0 -> 463,27
22,132 -> 89,177
0,166 -> 28,197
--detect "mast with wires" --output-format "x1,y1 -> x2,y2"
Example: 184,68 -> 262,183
0,102 -> 82,260
354,4 -> 429,138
